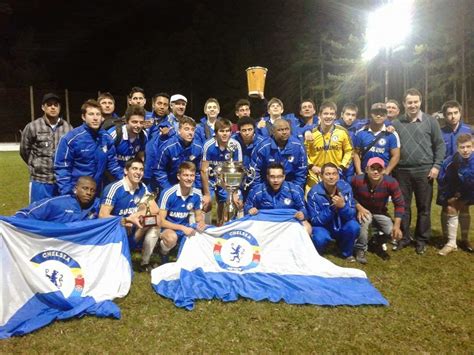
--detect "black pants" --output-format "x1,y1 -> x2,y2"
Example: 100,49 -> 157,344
394,168 -> 433,244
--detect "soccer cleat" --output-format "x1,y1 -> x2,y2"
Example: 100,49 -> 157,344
458,240 -> 473,253
345,255 -> 356,263
415,242 -> 427,255
393,238 -> 411,251
438,244 -> 457,256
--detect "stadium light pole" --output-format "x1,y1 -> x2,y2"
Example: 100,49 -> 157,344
362,0 -> 414,102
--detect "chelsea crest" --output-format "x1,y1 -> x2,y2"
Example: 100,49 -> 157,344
213,230 -> 261,271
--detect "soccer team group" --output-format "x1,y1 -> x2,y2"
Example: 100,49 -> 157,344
17,86 -> 473,271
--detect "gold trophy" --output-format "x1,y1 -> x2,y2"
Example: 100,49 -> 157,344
137,193 -> 158,227
208,142 -> 256,222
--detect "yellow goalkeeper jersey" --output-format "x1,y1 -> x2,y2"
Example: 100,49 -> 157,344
305,124 -> 353,188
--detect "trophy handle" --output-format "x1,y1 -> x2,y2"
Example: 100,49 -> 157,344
243,166 -> 257,189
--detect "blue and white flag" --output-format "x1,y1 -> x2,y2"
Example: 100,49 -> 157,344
0,217 -> 132,339
152,210 -> 388,310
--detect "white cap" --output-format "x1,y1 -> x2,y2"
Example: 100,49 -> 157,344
170,94 -> 187,103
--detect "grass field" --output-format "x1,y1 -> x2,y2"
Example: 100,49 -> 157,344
0,151 -> 472,353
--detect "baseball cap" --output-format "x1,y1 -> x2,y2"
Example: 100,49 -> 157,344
42,93 -> 60,104
367,157 -> 385,168
170,94 -> 187,103
370,102 -> 387,113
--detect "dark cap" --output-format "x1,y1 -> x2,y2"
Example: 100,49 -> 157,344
370,102 -> 387,112
42,93 -> 60,104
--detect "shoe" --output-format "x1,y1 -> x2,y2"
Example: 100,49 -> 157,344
345,255 -> 356,263
415,242 -> 427,255
355,250 -> 367,264
393,238 -> 411,251
458,240 -> 474,253
138,263 -> 158,273
438,244 -> 457,256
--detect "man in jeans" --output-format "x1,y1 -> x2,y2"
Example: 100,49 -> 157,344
391,88 -> 446,254
352,157 -> 405,264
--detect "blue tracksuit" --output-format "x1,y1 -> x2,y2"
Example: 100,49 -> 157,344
250,136 -> 307,189
195,116 -> 219,146
437,152 -> 474,205
107,124 -> 147,168
15,195 -> 100,222
441,122 -> 473,158
307,180 -> 360,257
232,133 -> 265,170
147,113 -> 175,141
294,116 -> 319,143
256,113 -> 300,138
54,124 -> 123,195
244,181 -> 307,218
153,135 -> 203,191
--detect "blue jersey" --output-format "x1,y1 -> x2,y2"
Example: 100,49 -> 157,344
54,124 -> 123,194
203,137 -> 242,164
15,195 -> 99,222
441,122 -> 473,158
250,136 -> 307,188
159,184 -> 202,225
107,124 -> 147,168
153,135 -> 203,190
354,126 -> 400,170
244,181 -> 307,218
101,179 -> 149,216
232,132 -> 265,170
307,180 -> 357,231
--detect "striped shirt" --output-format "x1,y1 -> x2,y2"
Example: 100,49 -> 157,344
351,174 -> 405,218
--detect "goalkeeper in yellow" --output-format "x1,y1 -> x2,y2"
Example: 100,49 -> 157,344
305,101 -> 353,190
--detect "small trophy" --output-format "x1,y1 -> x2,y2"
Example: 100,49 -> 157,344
138,193 -> 158,227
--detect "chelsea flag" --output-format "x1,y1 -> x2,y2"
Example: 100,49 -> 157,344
152,210 -> 388,310
0,216 -> 132,339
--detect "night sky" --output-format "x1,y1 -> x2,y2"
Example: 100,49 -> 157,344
1,1 -> 378,120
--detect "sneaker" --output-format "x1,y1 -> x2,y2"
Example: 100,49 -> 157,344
415,242 -> 427,255
438,244 -> 457,256
345,255 -> 356,263
355,250 -> 367,264
458,240 -> 473,253
393,238 -> 411,251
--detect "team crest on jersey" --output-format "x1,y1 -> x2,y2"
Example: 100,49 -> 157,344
213,230 -> 261,272
189,155 -> 195,161
224,153 -> 231,160
102,146 -> 108,153
378,138 -> 386,146
287,155 -> 294,162
30,250 -> 84,299
284,198 -> 292,205
186,202 -> 194,211
331,135 -> 339,142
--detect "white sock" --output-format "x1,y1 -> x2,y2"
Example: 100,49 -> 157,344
160,239 -> 173,254
141,228 -> 159,265
446,215 -> 459,247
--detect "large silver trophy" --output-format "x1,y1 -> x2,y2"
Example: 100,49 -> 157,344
208,142 -> 256,222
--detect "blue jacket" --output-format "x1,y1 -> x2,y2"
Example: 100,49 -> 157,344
256,113 -> 300,138
195,116 -> 220,146
307,180 -> 357,231
244,181 -> 307,218
54,124 -> 123,194
15,195 -> 100,222
147,113 -> 175,141
153,135 -> 203,191
107,124 -> 147,168
294,116 -> 319,143
441,122 -> 473,158
232,132 -> 265,170
250,136 -> 307,188
438,152 -> 474,204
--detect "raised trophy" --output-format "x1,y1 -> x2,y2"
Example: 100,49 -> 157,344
137,192 -> 158,227
208,142 -> 256,222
